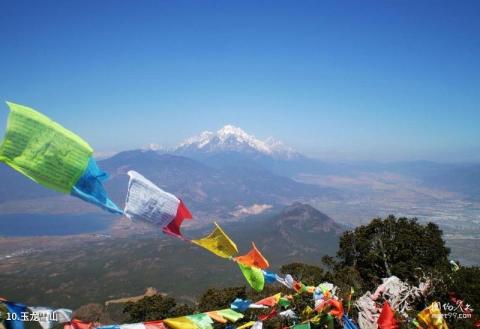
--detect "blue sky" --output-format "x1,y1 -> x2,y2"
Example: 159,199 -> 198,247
0,0 -> 479,161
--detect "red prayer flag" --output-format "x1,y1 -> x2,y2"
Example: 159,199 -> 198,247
378,302 -> 399,329
259,308 -> 277,321
162,199 -> 193,239
64,320 -> 92,329
144,321 -> 168,329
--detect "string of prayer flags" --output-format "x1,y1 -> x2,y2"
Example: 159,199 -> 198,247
238,263 -> 265,292
417,303 -> 449,329
377,302 -> 399,329
124,171 -> 192,238
0,102 -> 120,214
192,223 -> 238,258
234,242 -> 269,269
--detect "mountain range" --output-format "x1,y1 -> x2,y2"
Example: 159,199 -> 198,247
0,124 -> 479,233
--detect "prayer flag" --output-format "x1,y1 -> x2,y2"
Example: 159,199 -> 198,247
238,263 -> 265,292
417,302 -> 448,329
0,102 -> 120,213
4,302 -> 27,329
378,302 -> 399,329
124,171 -> 192,237
163,316 -> 197,329
28,307 -> 72,329
120,324 -> 147,329
64,320 -> 93,329
255,293 -> 281,307
206,311 -> 227,324
216,309 -> 244,322
234,242 -> 269,269
143,321 -> 167,329
0,102 -> 92,193
292,323 -> 311,329
258,309 -> 276,321
236,322 -> 256,329
342,315 -> 359,329
71,157 -> 122,214
186,313 -> 214,329
251,322 -> 263,329
192,223 -> 238,258
231,299 -> 252,312
279,309 -> 297,319
262,271 -> 276,284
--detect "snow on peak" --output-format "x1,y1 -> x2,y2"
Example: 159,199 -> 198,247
177,124 -> 300,159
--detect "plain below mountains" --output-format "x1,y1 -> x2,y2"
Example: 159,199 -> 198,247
0,203 -> 343,308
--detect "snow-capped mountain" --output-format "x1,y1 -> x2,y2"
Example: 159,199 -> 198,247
175,125 -> 301,160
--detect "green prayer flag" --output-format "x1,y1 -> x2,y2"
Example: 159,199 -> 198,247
292,323 -> 311,329
238,263 -> 265,292
0,102 -> 93,193
279,297 -> 291,308
217,309 -> 244,322
186,313 -> 213,329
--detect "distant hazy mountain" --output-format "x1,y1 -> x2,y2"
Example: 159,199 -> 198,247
0,203 -> 343,307
100,150 -> 338,217
0,149 -> 338,218
227,202 -> 343,261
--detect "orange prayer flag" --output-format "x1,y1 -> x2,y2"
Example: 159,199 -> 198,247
207,311 -> 228,324
255,293 -> 281,307
234,242 -> 269,269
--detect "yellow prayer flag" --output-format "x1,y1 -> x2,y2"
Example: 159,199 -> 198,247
192,222 -> 238,258
417,302 -> 448,329
237,321 -> 256,329
163,316 -> 197,329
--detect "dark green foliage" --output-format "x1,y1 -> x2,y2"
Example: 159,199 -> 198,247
337,215 -> 450,289
123,294 -> 193,323
114,216 -> 479,329
452,266 -> 480,310
280,263 -> 325,286
197,286 -> 247,312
